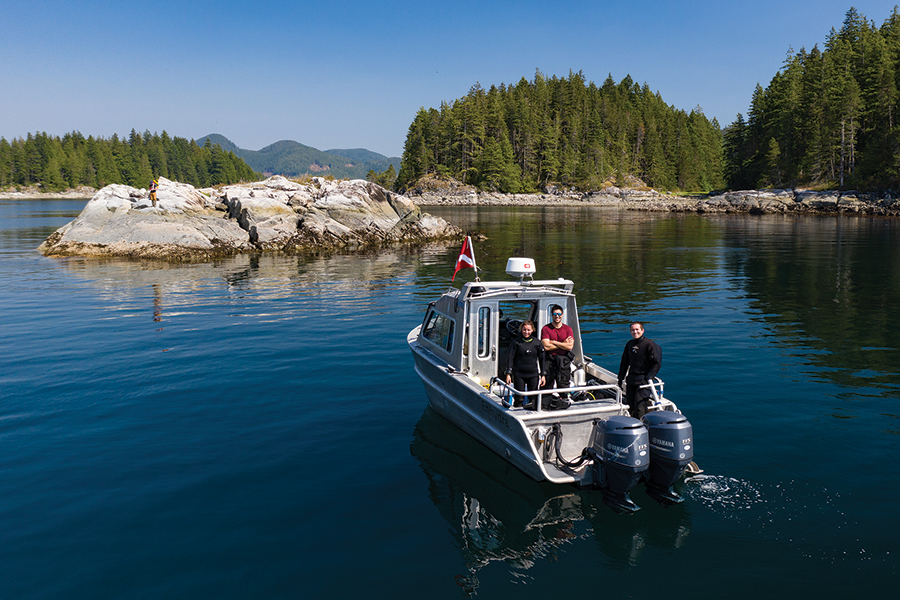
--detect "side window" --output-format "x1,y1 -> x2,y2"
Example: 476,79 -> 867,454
477,306 -> 491,359
423,309 -> 455,352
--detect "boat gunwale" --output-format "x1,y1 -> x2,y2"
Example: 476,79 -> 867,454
409,326 -> 634,484
409,325 -> 628,422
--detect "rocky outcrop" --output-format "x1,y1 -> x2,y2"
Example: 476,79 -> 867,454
644,189 -> 900,216
0,185 -> 97,199
38,176 -> 461,260
406,179 -> 900,216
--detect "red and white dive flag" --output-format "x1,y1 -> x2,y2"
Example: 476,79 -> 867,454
452,236 -> 477,281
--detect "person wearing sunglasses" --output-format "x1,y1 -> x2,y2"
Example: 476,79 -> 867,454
541,304 -> 574,409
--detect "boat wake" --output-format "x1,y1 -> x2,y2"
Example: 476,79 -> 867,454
680,474 -> 764,517
680,475 -> 893,571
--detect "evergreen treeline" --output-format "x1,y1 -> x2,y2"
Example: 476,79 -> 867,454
725,7 -> 900,190
396,70 -> 725,193
366,163 -> 397,189
0,130 -> 259,191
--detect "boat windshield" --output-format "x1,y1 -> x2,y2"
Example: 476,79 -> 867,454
498,300 -> 537,334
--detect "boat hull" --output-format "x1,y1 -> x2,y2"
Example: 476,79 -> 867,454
413,352 -> 548,480
406,263 -> 690,498
409,328 -> 626,484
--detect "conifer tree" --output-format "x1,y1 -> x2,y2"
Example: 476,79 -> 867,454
724,6 -> 900,190
397,71 -> 724,193
0,130 -> 257,191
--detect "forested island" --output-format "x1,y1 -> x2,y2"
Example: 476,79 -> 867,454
0,130 -> 258,192
7,7 -> 900,201
391,6 -> 900,196
394,71 -> 725,194
725,6 -> 900,191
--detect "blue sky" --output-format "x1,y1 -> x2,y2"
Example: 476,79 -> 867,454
2,1 -> 899,157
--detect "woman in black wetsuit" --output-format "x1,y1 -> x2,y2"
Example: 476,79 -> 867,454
505,320 -> 546,408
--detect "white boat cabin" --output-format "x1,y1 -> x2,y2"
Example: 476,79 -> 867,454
419,270 -> 588,389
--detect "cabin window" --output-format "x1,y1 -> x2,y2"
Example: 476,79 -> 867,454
499,300 -> 536,324
422,309 -> 455,353
477,306 -> 491,359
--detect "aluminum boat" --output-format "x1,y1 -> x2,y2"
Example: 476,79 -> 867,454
408,257 -> 698,511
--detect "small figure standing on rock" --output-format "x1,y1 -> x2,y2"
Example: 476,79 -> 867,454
149,179 -> 158,207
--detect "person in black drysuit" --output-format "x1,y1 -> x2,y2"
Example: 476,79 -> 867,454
617,322 -> 662,417
505,320 -> 546,409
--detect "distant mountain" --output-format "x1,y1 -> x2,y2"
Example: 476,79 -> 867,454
196,134 -> 401,180
200,133 -> 241,154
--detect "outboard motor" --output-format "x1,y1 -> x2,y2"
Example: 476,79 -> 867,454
641,410 -> 694,505
589,416 -> 649,513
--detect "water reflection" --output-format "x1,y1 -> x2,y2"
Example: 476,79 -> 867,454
427,206 -> 729,321
427,206 -> 900,413
720,214 -> 900,392
35,204 -> 900,407
46,244 -> 460,316
153,283 -> 163,324
410,407 -> 692,592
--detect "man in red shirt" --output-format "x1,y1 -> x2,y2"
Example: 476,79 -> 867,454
541,304 -> 574,409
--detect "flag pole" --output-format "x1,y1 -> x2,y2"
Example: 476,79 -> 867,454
470,234 -> 480,282
451,234 -> 479,282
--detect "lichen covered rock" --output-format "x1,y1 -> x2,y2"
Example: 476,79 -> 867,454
39,176 -> 461,260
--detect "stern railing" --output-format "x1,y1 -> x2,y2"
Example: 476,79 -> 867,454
489,378 -> 622,412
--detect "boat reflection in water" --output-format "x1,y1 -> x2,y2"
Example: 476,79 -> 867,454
410,407 -> 692,593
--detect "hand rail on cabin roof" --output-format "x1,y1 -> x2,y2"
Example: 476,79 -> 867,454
460,280 -> 575,300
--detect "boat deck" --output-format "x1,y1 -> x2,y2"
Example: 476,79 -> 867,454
408,264 -> 683,487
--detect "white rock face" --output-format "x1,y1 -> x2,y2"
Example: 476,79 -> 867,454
39,175 -> 461,260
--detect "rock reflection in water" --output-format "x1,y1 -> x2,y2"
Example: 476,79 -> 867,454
410,407 -> 693,592
45,244 -> 461,323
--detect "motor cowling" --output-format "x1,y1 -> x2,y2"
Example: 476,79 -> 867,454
641,410 -> 693,505
591,416 -> 649,513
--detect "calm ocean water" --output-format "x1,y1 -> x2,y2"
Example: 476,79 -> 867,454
1,199 -> 897,598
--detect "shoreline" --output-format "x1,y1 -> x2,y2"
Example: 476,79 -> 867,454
0,189 -> 96,200
407,187 -> 900,217
6,186 -> 900,217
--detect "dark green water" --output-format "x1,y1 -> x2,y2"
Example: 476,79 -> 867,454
1,200 -> 897,598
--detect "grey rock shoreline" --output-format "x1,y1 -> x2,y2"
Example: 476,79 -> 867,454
408,186 -> 900,216
0,186 -> 98,200
38,176 -> 461,261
